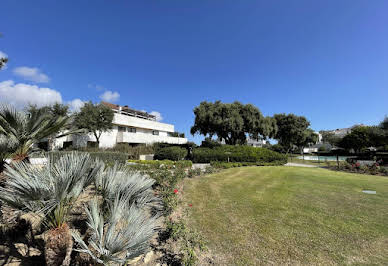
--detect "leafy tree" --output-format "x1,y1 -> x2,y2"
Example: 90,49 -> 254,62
191,101 -> 276,145
0,57 -> 7,69
73,102 -> 114,147
201,137 -> 222,148
366,126 -> 388,148
273,113 -> 311,154
338,126 -> 370,152
380,116 -> 388,131
0,104 -> 71,161
320,131 -> 342,147
27,102 -> 69,118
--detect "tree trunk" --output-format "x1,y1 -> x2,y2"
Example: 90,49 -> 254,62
45,223 -> 73,266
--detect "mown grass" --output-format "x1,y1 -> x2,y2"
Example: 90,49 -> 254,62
183,166 -> 388,265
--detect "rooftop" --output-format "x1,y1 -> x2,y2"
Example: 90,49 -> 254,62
101,102 -> 156,121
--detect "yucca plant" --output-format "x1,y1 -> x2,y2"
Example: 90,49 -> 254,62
0,104 -> 74,161
0,152 -> 103,266
72,195 -> 158,265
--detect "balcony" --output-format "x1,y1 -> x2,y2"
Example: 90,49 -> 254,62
116,132 -> 187,145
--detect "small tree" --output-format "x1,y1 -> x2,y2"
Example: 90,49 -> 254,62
74,102 -> 114,147
273,113 -> 311,154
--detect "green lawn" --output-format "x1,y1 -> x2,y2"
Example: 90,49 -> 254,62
183,166 -> 388,265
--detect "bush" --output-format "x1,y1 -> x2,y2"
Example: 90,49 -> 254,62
154,146 -> 188,161
175,160 -> 193,169
47,151 -> 128,166
128,159 -> 192,169
210,161 -> 285,169
200,137 -> 221,148
192,145 -> 287,164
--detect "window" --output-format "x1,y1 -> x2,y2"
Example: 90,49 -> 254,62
152,130 -> 159,135
128,127 -> 136,133
118,126 -> 126,132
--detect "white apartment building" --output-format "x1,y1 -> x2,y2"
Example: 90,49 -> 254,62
53,102 -> 187,149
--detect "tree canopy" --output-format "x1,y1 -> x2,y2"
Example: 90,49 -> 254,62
273,113 -> 312,153
190,101 -> 277,145
73,102 -> 114,146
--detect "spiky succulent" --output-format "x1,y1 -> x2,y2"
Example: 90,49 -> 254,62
72,196 -> 158,265
95,163 -> 161,212
0,152 -> 103,228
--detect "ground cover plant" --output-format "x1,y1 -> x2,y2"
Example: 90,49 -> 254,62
183,166 -> 388,265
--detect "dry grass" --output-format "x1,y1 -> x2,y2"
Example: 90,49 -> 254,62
182,166 -> 388,265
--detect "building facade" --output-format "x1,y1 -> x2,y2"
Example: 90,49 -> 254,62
53,102 -> 187,149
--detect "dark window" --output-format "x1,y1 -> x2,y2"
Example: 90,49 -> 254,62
87,141 -> 98,148
128,127 -> 136,133
118,126 -> 126,132
63,141 -> 73,150
152,130 -> 159,135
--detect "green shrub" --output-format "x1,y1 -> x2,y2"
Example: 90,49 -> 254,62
128,159 -> 192,169
175,160 -> 193,169
210,161 -> 285,169
192,145 -> 287,164
154,146 -> 188,161
47,151 -> 128,166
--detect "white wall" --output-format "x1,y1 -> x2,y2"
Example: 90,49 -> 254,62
113,113 -> 175,132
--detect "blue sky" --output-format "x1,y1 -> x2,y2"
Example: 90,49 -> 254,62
1,0 -> 387,143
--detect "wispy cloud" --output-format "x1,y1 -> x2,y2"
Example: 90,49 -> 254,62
13,66 -> 50,83
150,111 -> 163,121
99,90 -> 120,102
68,98 -> 85,112
88,84 -> 105,91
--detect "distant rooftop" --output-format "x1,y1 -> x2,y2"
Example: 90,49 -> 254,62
101,101 -> 156,121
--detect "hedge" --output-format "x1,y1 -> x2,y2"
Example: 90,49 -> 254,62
128,159 -> 192,168
210,161 -> 285,169
47,151 -> 128,166
154,146 -> 188,161
192,145 -> 287,164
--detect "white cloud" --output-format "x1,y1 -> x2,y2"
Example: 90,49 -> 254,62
0,80 -> 62,108
68,98 -> 85,112
150,111 -> 163,122
99,90 -> 120,102
13,66 -> 50,83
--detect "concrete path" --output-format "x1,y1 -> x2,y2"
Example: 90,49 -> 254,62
285,163 -> 318,168
192,163 -> 210,170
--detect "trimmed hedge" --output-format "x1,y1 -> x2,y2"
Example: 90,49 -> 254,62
192,145 -> 287,164
154,146 -> 188,161
128,159 -> 192,169
210,161 -> 285,169
47,151 -> 128,165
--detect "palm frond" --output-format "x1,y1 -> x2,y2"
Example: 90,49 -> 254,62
0,104 -> 73,158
